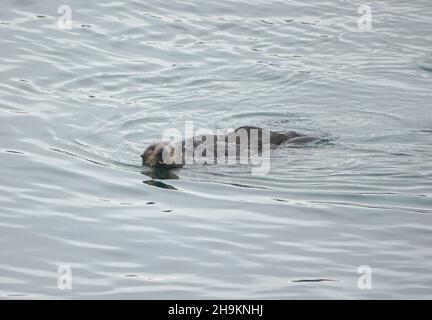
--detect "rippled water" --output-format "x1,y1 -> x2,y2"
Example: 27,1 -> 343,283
1,0 -> 432,299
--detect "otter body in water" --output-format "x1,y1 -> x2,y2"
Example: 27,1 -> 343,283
141,126 -> 316,168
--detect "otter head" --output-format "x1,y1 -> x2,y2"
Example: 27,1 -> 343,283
141,142 -> 183,168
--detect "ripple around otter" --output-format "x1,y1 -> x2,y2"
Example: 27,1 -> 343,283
1,0 -> 432,299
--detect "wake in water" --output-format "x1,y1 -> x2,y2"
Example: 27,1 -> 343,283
141,125 -> 317,172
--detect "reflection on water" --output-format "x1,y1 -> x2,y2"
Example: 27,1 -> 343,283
0,0 -> 432,299
142,180 -> 177,190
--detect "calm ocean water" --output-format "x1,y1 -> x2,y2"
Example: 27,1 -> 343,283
0,0 -> 431,299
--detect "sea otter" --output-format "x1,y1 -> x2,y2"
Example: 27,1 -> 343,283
141,126 -> 316,168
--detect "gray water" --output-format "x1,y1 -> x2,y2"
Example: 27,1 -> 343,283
1,0 -> 432,299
